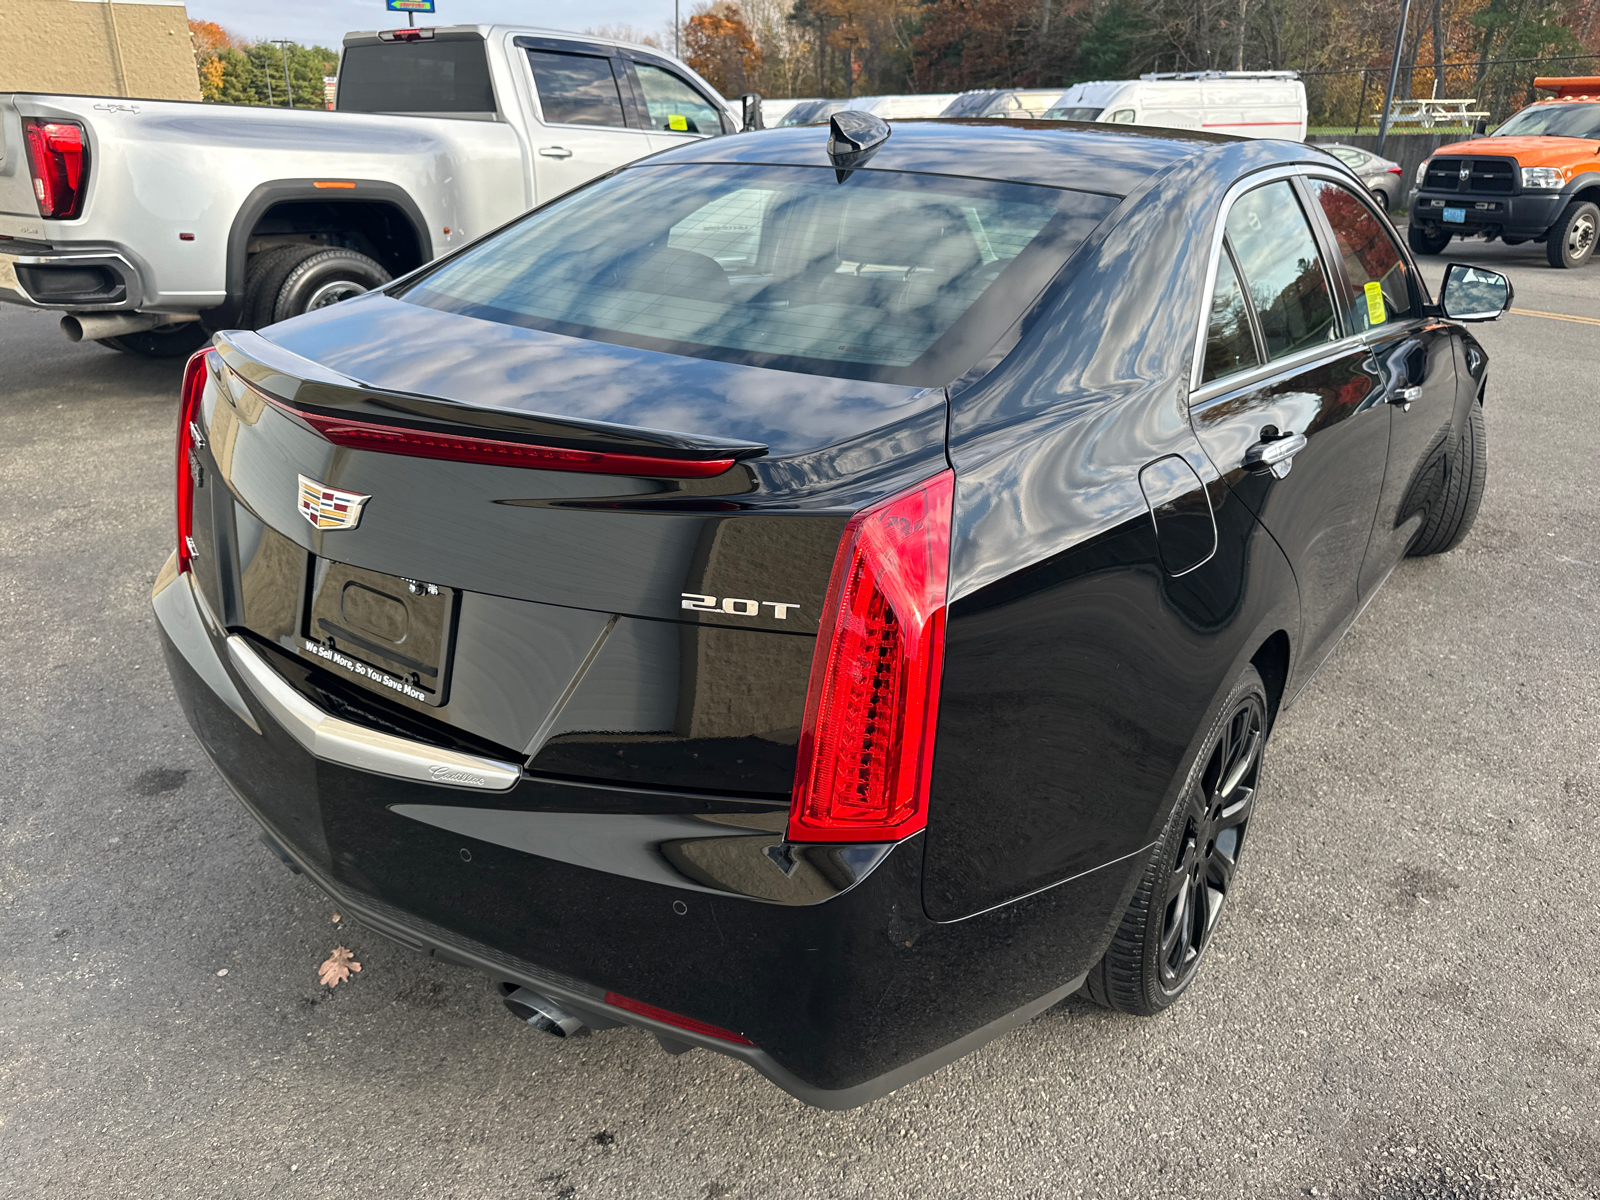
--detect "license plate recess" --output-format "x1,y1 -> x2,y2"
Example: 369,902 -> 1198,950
302,560 -> 458,707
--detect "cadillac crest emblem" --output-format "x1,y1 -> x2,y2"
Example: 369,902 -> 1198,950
297,475 -> 370,530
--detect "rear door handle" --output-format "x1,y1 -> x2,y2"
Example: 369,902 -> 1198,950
1242,430 -> 1307,479
538,146 -> 573,158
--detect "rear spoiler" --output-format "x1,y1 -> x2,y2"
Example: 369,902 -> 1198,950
213,331 -> 769,464
1532,76 -> 1600,99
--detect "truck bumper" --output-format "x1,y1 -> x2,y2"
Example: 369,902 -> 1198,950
1409,189 -> 1566,241
0,245 -> 144,308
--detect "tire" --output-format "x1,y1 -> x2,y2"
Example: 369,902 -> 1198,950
267,248 -> 390,325
1408,223 -> 1451,255
241,244 -> 318,330
1083,666 -> 1268,1015
1545,200 -> 1599,269
1370,185 -> 1391,213
1407,399 -> 1487,557
99,322 -> 211,358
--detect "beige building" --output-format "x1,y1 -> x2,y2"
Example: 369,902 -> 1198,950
1,0 -> 201,100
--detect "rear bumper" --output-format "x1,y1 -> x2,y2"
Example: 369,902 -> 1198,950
0,246 -> 144,309
1408,189 -> 1565,240
153,560 -> 1120,1107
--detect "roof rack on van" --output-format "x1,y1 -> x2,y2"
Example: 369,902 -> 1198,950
1138,70 -> 1300,81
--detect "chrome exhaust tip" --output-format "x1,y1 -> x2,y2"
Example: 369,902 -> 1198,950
502,986 -> 585,1037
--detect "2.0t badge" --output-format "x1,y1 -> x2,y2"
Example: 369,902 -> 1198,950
297,475 -> 370,531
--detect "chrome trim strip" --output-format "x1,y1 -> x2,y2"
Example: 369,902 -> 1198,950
225,635 -> 520,791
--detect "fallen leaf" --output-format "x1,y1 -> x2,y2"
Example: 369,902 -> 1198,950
331,914 -> 341,923
318,945 -> 361,988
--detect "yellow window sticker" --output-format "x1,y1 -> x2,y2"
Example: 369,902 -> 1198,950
668,114 -> 688,132
1364,280 -> 1387,326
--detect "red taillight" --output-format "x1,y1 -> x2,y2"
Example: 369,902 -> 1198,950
604,992 -> 753,1044
233,373 -> 735,478
788,469 -> 954,843
177,347 -> 215,573
21,119 -> 89,219
1387,166 -> 1403,175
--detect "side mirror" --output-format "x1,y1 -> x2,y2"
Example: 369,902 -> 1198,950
1472,117 -> 1488,136
1439,262 -> 1512,321
741,93 -> 764,132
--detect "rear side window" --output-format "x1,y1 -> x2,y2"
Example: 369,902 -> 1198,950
337,40 -> 495,114
1307,179 -> 1414,329
633,62 -> 722,134
527,50 -> 627,128
401,163 -> 1119,385
1225,181 -> 1337,359
1202,250 -> 1261,383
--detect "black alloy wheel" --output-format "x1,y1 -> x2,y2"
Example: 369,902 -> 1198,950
1083,666 -> 1268,1015
1156,693 -> 1263,993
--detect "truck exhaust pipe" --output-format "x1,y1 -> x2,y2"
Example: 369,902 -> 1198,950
61,311 -> 200,343
502,986 -> 585,1037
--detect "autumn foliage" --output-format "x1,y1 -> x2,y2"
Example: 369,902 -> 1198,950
686,3 -> 764,95
188,19 -> 339,108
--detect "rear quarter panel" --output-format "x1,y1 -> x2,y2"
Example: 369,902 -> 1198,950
925,143 -> 1301,923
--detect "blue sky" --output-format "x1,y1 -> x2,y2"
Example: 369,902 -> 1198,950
188,0 -> 676,52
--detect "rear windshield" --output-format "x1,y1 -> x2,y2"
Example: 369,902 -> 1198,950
399,163 -> 1119,385
337,39 -> 495,114
1494,102 -> 1600,139
941,92 -> 999,117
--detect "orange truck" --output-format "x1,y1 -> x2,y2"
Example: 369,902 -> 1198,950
1407,76 -> 1600,268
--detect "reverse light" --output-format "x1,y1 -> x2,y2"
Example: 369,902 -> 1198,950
177,347 -> 215,573
604,992 -> 753,1044
788,469 -> 954,843
21,119 -> 89,219
1521,166 -> 1564,190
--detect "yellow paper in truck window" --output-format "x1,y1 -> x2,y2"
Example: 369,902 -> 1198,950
1364,280 -> 1387,326
668,114 -> 688,131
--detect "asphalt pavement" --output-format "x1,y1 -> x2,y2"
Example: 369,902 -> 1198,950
2,242 -> 1598,1199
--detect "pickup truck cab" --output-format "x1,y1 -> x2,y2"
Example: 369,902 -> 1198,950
1408,76 -> 1600,268
0,25 -> 743,355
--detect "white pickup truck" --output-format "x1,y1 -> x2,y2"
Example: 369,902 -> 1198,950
0,25 -> 752,355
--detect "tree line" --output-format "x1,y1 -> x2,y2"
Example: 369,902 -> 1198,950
190,21 -> 337,109
679,0 -> 1600,123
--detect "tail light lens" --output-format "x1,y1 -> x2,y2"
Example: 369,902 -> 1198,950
177,347 -> 215,574
788,469 -> 954,843
21,119 -> 89,219
604,992 -> 752,1044
1387,165 -> 1403,176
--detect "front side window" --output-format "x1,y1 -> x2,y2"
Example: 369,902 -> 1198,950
527,50 -> 627,128
1045,106 -> 1105,121
1224,181 -> 1338,359
1202,249 -> 1261,384
1109,109 -> 1136,123
633,62 -> 723,134
401,164 -> 1119,384
1328,147 -> 1367,169
1307,179 -> 1413,330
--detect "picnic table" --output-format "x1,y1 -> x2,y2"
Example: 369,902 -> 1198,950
1372,98 -> 1490,127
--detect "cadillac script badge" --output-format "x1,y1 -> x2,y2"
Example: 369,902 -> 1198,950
297,475 -> 370,531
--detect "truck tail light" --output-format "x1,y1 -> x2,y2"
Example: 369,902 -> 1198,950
21,119 -> 89,219
788,469 -> 954,843
177,347 -> 215,573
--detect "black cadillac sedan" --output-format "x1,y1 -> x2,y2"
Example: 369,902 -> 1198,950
154,116 -> 1510,1108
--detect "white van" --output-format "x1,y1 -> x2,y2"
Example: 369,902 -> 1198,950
940,89 -> 1064,119
861,93 -> 960,119
1043,71 -> 1307,140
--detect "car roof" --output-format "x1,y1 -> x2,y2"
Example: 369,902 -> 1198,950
644,118 -> 1307,197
